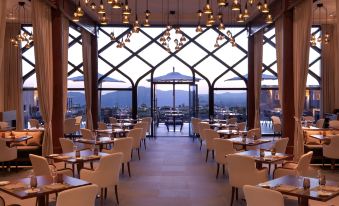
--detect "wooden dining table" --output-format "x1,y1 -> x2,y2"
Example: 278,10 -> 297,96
75,137 -> 115,151
236,150 -> 292,169
96,128 -> 129,138
0,175 -> 91,206
2,135 -> 32,147
217,129 -> 248,138
46,150 -> 109,177
257,175 -> 339,206
228,137 -> 271,150
309,134 -> 331,143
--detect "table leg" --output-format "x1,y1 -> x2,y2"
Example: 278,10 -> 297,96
77,162 -> 84,177
173,117 -> 176,132
299,197 -> 309,206
36,195 -> 46,206
256,162 -> 263,169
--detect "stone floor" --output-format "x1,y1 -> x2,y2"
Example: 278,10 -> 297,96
1,137 -> 339,206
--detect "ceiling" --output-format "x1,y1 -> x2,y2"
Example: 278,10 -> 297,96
5,0 -> 337,25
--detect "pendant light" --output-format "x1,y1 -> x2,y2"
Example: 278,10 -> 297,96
203,0 -> 213,14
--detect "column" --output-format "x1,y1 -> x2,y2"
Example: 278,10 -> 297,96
247,35 -> 255,129
91,33 -> 98,129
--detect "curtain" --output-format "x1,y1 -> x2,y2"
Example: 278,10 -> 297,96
293,0 -> 312,160
253,31 -> 264,129
275,17 -> 284,110
335,2 -> 339,109
0,0 -> 7,112
321,24 -> 336,114
3,23 -> 23,130
62,17 -> 69,119
32,0 -> 54,156
81,30 -> 93,130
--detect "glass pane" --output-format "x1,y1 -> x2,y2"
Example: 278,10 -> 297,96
23,74 -> 37,88
214,71 -> 247,88
126,32 -> 151,52
154,57 -> 192,78
23,90 -> 41,128
100,90 -> 132,121
137,74 -> 151,117
309,47 -> 321,63
141,28 -> 164,38
263,44 -> 276,65
195,57 -> 226,82
309,60 -> 321,77
138,43 -> 170,66
69,27 -> 81,38
176,42 -> 207,66
304,89 -> 320,117
233,28 -> 248,52
68,43 -> 83,65
264,28 -> 275,38
306,74 -> 320,87
100,71 -> 131,88
68,70 -> 85,89
181,27 -> 204,38
196,74 -> 209,119
261,70 -> 278,88
98,58 -> 113,75
195,28 -> 218,52
22,60 -> 34,77
232,58 -> 248,76
214,90 -> 247,122
214,43 -> 247,67
99,42 -> 132,66
118,57 -> 151,83
22,47 -> 35,64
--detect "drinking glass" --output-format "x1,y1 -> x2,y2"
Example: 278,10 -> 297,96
51,167 -> 57,184
30,175 -> 37,190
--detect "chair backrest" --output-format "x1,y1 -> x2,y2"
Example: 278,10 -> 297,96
329,120 -> 339,129
227,154 -> 264,187
243,185 -> 284,206
315,118 -> 325,128
323,136 -> 339,158
227,118 -> 237,124
296,151 -> 313,175
271,116 -> 281,125
127,128 -> 143,148
95,153 -> 123,187
97,122 -> 107,130
214,138 -> 235,164
236,122 -> 246,131
64,118 -> 77,134
0,122 -> 9,129
81,128 -> 93,140
274,137 -> 289,153
204,129 -> 219,149
75,116 -> 82,124
198,122 -> 210,139
109,117 -> 117,124
56,184 -> 98,206
303,116 -> 314,122
247,128 -> 261,140
134,122 -> 148,138
29,154 -> 51,176
0,139 -> 17,162
59,138 -> 74,153
0,196 -> 4,206
141,117 -> 152,133
29,119 -> 39,128
111,137 -> 133,163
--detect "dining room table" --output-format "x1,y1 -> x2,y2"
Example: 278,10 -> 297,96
309,134 -> 332,144
217,129 -> 248,138
2,135 -> 32,147
257,175 -> 339,206
236,150 -> 292,169
228,137 -> 271,150
96,128 -> 129,138
46,150 -> 109,177
110,122 -> 135,129
0,175 -> 91,206
74,137 -> 115,151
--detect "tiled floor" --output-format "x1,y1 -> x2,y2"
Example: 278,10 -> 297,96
1,137 -> 339,206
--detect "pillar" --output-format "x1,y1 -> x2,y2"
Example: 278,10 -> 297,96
247,35 -> 255,129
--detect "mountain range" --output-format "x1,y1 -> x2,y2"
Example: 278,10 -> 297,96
68,86 -> 246,107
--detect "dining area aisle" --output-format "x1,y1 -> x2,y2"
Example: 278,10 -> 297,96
1,137 -> 339,206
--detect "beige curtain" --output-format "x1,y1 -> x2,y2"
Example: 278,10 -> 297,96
3,23 -> 23,130
293,0 -> 312,160
32,0 -> 54,156
335,2 -> 339,109
275,17 -> 284,109
81,30 -> 93,130
62,17 -> 69,118
253,31 -> 264,129
321,24 -> 336,114
0,0 -> 7,112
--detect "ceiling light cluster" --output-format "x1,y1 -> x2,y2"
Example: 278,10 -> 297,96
310,2 -> 330,46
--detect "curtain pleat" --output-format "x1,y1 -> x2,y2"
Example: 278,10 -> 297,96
32,0 -> 54,156
335,2 -> 339,109
81,30 -> 93,130
0,0 -> 7,112
293,0 -> 312,160
321,25 -> 336,115
3,23 -> 23,130
62,17 -> 69,119
275,17 -> 284,110
253,31 -> 264,129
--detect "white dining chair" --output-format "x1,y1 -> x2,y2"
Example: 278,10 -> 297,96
59,138 -> 74,153
198,122 -> 210,150
315,118 -> 324,128
127,128 -> 143,160
214,138 -> 236,178
74,116 -> 82,131
203,129 -> 219,162
303,116 -> 314,122
227,154 -> 268,206
29,154 -> 73,176
56,184 -> 98,206
243,185 -> 284,206
64,118 -> 77,135
323,136 -> 339,169
97,122 -> 107,130
103,137 -> 133,177
273,137 -> 289,153
79,128 -> 93,150
0,122 -> 9,129
0,139 -> 17,172
273,151 -> 314,178
29,119 -> 40,128
236,122 -> 246,131
134,122 -> 148,150
80,153 -> 123,205
247,128 -> 261,140
329,120 -> 339,129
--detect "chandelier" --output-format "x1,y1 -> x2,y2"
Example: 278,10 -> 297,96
310,2 -> 330,46
9,1 -> 33,48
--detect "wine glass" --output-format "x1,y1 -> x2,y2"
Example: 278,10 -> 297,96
30,174 -> 37,191
51,167 -> 57,184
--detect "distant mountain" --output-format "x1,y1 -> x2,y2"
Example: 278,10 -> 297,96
67,87 -> 246,108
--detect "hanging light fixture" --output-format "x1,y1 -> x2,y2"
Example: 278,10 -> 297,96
231,0 -> 241,11
144,0 -> 151,26
122,14 -> 129,24
132,0 -> 140,33
97,0 -> 105,14
90,2 -> 96,10
76,0 -> 84,16
83,0 -> 90,4
100,13 -> 108,24
112,0 -> 122,9
261,0 -> 269,13
203,0 -> 213,14
243,3 -> 250,19
217,0 -> 226,6
122,0 -> 131,15
206,13 -> 215,26
10,2 -> 33,48
265,13 -> 273,24
310,3 -> 330,46
196,0 -> 203,33
218,11 -> 225,30
236,11 -> 245,23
